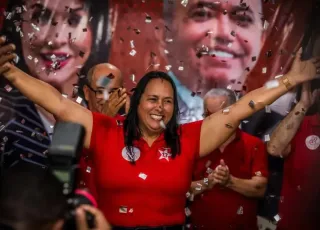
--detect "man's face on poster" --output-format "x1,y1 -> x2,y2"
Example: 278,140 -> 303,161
165,0 -> 264,93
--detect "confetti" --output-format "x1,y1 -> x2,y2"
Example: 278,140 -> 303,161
263,20 -> 269,30
130,40 -> 135,48
4,85 -> 12,92
206,168 -> 213,174
119,206 -> 128,213
227,42 -> 232,48
178,66 -> 184,71
103,90 -> 109,101
28,55 -> 33,60
31,23 -> 40,31
129,49 -> 137,56
274,214 -> 281,222
264,134 -> 270,142
13,55 -> 20,64
252,56 -> 257,61
248,100 -> 255,109
34,58 -> 38,64
264,80 -> 279,89
203,178 -> 209,185
165,65 -> 172,71
129,208 -> 134,213
164,49 -> 169,54
133,28 -> 141,34
237,206 -> 243,215
145,15 -> 152,23
265,106 -> 271,113
185,207 -> 192,216
165,38 -> 173,43
181,0 -> 188,7
262,67 -> 267,73
62,94 -> 68,98
86,166 -> 91,173
139,173 -> 147,180
76,97 -> 83,104
130,74 -> 136,83
160,120 -> 166,129
222,108 -> 230,114
96,76 -> 111,87
266,50 -> 272,58
255,171 -> 262,176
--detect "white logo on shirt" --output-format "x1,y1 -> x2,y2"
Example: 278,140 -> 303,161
121,147 -> 141,162
159,148 -> 172,161
305,135 -> 320,150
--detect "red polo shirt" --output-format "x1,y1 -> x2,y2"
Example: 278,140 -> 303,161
88,112 -> 202,227
77,114 -> 126,199
277,114 -> 320,230
190,129 -> 268,230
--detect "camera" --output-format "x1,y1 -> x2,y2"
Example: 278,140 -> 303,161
48,122 -> 96,229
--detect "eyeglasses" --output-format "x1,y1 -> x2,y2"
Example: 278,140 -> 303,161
86,84 -> 120,99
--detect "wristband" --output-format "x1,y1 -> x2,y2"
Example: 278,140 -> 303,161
282,77 -> 292,90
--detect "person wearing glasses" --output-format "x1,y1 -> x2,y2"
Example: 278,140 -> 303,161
189,88 -> 268,230
79,63 -> 129,198
82,63 -> 128,116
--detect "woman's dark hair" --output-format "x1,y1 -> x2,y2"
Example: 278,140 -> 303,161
124,71 -> 181,161
1,0 -> 111,91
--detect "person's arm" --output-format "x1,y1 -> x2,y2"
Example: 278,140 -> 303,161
267,82 -> 318,157
226,176 -> 267,198
190,179 -> 215,196
199,48 -> 320,157
0,40 -> 92,148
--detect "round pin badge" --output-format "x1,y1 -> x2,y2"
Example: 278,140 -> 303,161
305,135 -> 320,150
122,146 -> 141,162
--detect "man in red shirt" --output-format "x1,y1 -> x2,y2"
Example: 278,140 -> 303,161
78,63 -> 128,198
267,81 -> 320,230
190,88 -> 268,230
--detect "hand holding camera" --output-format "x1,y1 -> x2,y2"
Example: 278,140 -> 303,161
75,205 -> 111,230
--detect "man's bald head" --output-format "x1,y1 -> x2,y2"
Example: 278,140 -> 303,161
87,63 -> 123,86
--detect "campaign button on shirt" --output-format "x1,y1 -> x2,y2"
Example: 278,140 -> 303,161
121,146 -> 141,162
305,135 -> 320,150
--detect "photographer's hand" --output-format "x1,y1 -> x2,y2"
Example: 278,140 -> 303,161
76,205 -> 111,230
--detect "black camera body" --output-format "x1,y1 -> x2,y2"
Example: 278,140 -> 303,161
48,122 -> 96,229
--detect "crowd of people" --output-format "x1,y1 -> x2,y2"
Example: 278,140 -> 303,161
0,32 -> 319,230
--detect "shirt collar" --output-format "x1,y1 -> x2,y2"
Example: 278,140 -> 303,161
168,71 -> 203,109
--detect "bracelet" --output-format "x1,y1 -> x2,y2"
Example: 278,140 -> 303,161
282,76 -> 292,90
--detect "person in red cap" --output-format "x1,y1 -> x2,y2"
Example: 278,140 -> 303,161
190,88 -> 268,230
1,37 -> 319,229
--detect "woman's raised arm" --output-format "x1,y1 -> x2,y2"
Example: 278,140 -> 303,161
199,48 -> 320,157
0,38 -> 93,148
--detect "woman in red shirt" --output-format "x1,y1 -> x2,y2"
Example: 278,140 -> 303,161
1,40 -> 320,229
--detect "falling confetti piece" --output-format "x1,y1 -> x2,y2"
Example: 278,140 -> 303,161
222,108 -> 230,114
178,66 -> 184,71
139,173 -> 147,180
265,80 -> 279,89
255,171 -> 262,176
248,100 -> 255,109
264,134 -> 270,142
96,76 -> 111,87
129,208 -> 133,213
13,55 -> 20,63
145,15 -> 152,23
160,120 -> 166,129
181,0 -> 188,7
4,85 -> 12,92
119,206 -> 128,213
203,178 -> 209,185
265,106 -> 271,113
263,20 -> 269,30
274,214 -> 281,222
130,40 -> 135,48
86,166 -> 91,173
237,206 -> 244,215
227,42 -> 233,48
262,67 -> 267,73
252,56 -> 257,61
165,65 -> 172,71
185,207 -> 192,216
28,55 -> 33,60
62,94 -> 68,98
76,97 -> 83,104
31,23 -> 40,31
164,49 -> 169,54
129,49 -> 137,56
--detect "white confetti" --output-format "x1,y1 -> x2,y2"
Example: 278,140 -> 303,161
31,23 -> 40,31
22,5 -> 27,11
262,67 -> 267,74
34,58 -> 38,63
76,97 -> 83,104
265,80 -> 279,89
178,66 -> 184,71
264,134 -> 270,142
265,106 -> 271,113
203,178 -> 209,185
103,90 -> 109,101
130,40 -> 135,48
165,65 -> 172,71
4,85 -> 12,92
227,85 -> 233,90
275,74 -> 283,79
145,15 -> 152,23
242,120 -> 249,123
13,55 -> 20,64
160,120 -> 166,129
274,214 -> 281,222
86,166 -> 91,173
139,173 -> 147,180
129,208 -> 134,213
48,41 -> 53,46
27,55 -> 33,60
255,171 -> 262,176
129,49 -> 137,56
181,0 -> 188,7
227,42 -> 233,48
165,38 -> 173,43
263,20 -> 269,30
164,49 -> 169,54
185,207 -> 192,216
237,206 -> 243,215
62,94 -> 68,98
96,76 -> 111,87
119,206 -> 128,213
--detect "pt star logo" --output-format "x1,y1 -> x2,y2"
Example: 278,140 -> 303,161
159,148 -> 172,161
